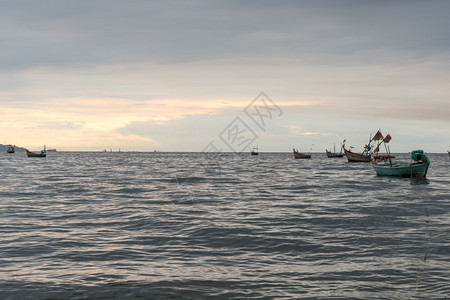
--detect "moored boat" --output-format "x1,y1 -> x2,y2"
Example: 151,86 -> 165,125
26,150 -> 46,157
343,147 -> 371,162
342,131 -> 385,162
26,145 -> 47,157
326,143 -> 344,158
370,150 -> 430,177
251,146 -> 258,155
293,148 -> 311,159
326,150 -> 344,158
7,145 -> 15,153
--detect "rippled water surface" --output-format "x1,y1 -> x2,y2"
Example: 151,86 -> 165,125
0,152 -> 449,299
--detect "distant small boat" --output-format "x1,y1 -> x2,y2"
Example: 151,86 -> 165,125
326,143 -> 344,158
251,146 -> 258,156
46,149 -> 57,152
26,150 -> 46,157
7,145 -> 15,153
448,150 -> 450,156
293,148 -> 311,159
26,145 -> 46,157
371,150 -> 430,177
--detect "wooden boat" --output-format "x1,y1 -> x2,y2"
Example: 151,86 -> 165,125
251,146 -> 258,155
343,147 -> 371,162
7,145 -> 15,153
326,150 -> 344,158
342,132 -> 379,162
26,145 -> 47,157
344,148 -> 371,162
326,143 -> 344,158
370,150 -> 430,177
26,150 -> 46,157
293,148 -> 311,159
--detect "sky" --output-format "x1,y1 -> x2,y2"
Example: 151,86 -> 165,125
1,0 -> 449,152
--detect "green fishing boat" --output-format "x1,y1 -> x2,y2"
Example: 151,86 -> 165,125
370,150 -> 430,177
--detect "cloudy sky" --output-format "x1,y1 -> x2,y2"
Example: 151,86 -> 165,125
1,0 -> 449,152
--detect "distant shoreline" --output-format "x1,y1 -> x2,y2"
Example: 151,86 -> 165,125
4,151 -> 446,154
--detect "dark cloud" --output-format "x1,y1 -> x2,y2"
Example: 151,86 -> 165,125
2,1 -> 450,69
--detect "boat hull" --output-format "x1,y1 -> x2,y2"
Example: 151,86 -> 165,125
26,150 -> 46,157
293,152 -> 311,159
344,148 -> 371,162
370,161 -> 429,177
326,150 -> 344,158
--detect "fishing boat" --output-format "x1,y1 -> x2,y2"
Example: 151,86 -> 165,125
370,150 -> 430,177
251,146 -> 258,155
343,147 -> 371,162
293,148 -> 311,159
326,143 -> 344,158
6,145 -> 15,153
342,132 -> 379,163
26,145 -> 47,157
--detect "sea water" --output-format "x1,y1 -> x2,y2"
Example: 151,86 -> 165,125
0,152 -> 449,299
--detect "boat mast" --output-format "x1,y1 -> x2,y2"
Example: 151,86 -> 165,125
387,145 -> 392,166
363,133 -> 372,155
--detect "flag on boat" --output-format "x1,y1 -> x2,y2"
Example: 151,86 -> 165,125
383,134 -> 392,143
372,130 -> 383,141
